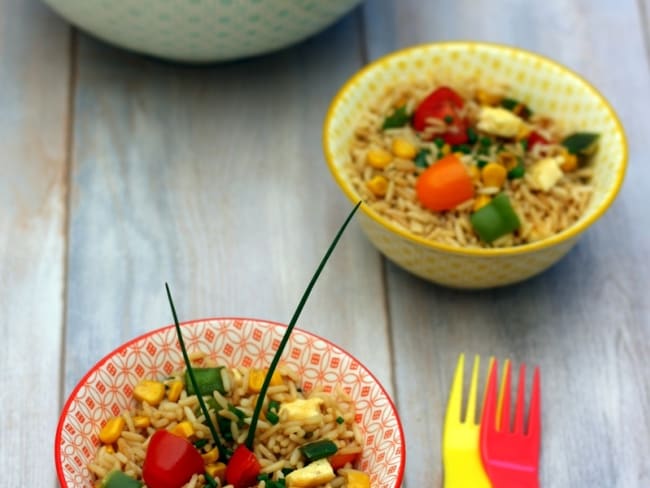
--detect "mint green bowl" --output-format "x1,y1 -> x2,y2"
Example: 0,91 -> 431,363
43,0 -> 363,62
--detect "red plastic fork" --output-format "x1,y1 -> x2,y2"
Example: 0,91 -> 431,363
480,360 -> 541,488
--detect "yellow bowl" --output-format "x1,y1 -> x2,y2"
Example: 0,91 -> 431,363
323,42 -> 627,289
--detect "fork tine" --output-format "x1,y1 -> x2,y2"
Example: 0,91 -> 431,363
513,363 -> 527,434
526,366 -> 542,442
498,360 -> 512,432
445,354 -> 465,424
482,358 -> 499,432
464,355 -> 481,424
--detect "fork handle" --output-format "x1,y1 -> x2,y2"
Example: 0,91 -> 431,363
487,468 -> 539,488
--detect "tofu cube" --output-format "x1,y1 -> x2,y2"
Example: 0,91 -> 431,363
529,157 -> 564,191
477,107 -> 526,138
285,458 -> 335,487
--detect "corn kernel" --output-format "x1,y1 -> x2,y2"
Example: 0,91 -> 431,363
473,194 -> 492,212
516,123 -> 531,140
248,369 -> 283,393
206,462 -> 227,481
99,416 -> 125,444
366,148 -> 392,169
134,380 -> 166,406
481,162 -> 507,188
133,416 -> 150,429
498,152 -> 518,171
166,381 -> 184,402
476,89 -> 502,106
467,165 -> 481,181
343,470 -> 371,488
366,175 -> 388,197
170,421 -> 194,438
441,144 -> 451,156
560,153 -> 578,172
391,138 -> 417,160
202,447 -> 220,464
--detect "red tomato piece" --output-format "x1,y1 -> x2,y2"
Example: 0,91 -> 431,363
225,445 -> 262,488
329,452 -> 361,470
526,130 -> 550,151
142,430 -> 205,488
415,154 -> 475,211
413,86 -> 469,144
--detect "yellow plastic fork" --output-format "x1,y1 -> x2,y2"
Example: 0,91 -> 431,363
443,354 -> 493,488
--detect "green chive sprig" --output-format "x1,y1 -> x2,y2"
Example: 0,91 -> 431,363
244,201 -> 362,449
165,283 -> 225,456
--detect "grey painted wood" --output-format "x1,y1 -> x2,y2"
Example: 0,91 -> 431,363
63,14 -> 393,397
0,0 -> 70,485
1,0 -> 649,486
363,0 -> 650,487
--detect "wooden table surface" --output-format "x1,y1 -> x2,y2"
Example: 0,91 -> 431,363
2,0 -> 649,486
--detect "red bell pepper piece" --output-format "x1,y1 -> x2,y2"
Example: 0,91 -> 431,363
226,445 -> 262,488
413,86 -> 469,145
142,430 -> 205,488
415,154 -> 475,211
526,130 -> 549,151
328,451 -> 360,470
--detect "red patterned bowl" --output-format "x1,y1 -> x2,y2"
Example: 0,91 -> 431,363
55,318 -> 405,488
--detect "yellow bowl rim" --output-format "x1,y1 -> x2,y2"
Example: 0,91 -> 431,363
323,40 -> 628,257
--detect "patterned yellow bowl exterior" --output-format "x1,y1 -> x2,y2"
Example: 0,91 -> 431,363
323,42 -> 627,289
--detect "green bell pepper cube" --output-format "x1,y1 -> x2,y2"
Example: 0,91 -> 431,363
470,193 -> 521,243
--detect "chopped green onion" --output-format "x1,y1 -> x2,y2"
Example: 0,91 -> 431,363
453,144 -> 472,154
444,115 -> 454,124
507,158 -> 525,179
414,148 -> 431,168
466,127 -> 478,144
299,439 -> 338,462
501,98 -> 532,118
204,472 -> 218,488
382,105 -> 411,130
519,139 -> 528,151
268,400 -> 280,413
266,411 -> 280,425
479,136 -> 492,147
434,137 -> 445,149
336,416 -> 345,424
193,439 -> 209,449
476,158 -> 489,168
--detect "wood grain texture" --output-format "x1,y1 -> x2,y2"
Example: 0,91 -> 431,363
63,12 -> 394,401
0,0 -> 70,485
362,0 -> 650,487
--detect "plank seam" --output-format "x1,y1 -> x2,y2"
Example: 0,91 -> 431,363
57,27 -> 78,415
639,0 -> 650,67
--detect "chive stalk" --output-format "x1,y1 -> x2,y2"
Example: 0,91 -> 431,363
165,283 -> 225,456
244,201 -> 362,449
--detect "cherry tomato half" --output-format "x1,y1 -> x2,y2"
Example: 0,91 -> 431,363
413,86 -> 469,145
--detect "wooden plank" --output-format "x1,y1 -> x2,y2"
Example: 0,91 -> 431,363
63,12 -> 394,404
0,0 -> 70,486
362,1 -> 650,487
